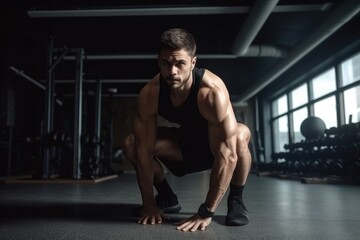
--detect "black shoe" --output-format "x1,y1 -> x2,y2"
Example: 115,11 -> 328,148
155,194 -> 181,213
225,195 -> 249,226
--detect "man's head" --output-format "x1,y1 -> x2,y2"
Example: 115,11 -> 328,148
159,28 -> 197,58
158,28 -> 197,90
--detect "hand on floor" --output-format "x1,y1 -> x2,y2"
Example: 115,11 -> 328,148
138,205 -> 167,225
175,214 -> 211,232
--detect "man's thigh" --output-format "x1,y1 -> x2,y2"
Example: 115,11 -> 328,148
155,127 -> 183,162
157,127 -> 214,177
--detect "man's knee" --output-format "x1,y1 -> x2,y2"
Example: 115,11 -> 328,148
236,124 -> 252,171
123,133 -> 134,148
122,133 -> 135,162
237,123 -> 251,144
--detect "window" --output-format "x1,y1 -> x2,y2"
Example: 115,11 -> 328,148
291,83 -> 308,109
292,107 -> 308,142
273,116 -> 289,152
312,68 -> 336,99
313,96 -> 337,129
344,85 -> 360,123
270,51 -> 360,156
272,94 -> 288,116
341,52 -> 360,87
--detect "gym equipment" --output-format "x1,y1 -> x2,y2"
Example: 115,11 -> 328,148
81,133 -> 100,179
48,131 -> 72,177
300,116 -> 327,140
271,121 -> 360,181
17,135 -> 42,175
5,37 -> 118,182
106,88 -> 118,165
38,39 -> 85,180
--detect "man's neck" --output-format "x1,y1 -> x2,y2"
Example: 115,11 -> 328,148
170,76 -> 193,107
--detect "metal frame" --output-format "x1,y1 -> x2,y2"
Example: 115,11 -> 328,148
41,38 -> 85,179
73,48 -> 84,179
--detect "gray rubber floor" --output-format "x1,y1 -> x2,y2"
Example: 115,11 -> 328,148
1,171 -> 360,240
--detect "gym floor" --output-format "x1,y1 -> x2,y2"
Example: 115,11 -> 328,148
0,171 -> 359,240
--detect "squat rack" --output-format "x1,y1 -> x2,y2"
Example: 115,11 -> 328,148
8,38 -> 109,181
41,38 -> 103,180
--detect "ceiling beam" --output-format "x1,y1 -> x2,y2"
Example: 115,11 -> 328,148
55,79 -> 149,83
231,0 -> 279,56
233,0 -> 360,106
58,45 -> 287,61
27,4 -> 332,18
28,6 -> 250,17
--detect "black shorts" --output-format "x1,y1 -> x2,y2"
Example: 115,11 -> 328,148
159,127 -> 214,177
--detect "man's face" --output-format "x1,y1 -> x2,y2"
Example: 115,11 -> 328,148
158,48 -> 197,90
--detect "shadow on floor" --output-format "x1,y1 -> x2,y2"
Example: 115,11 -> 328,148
0,202 -> 142,222
0,202 -> 229,226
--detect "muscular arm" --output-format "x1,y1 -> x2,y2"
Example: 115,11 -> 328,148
198,71 -> 239,212
176,71 -> 239,232
133,79 -> 159,208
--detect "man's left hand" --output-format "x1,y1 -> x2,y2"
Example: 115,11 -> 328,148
176,214 -> 211,232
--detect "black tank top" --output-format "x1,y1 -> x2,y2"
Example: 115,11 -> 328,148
158,67 -> 207,129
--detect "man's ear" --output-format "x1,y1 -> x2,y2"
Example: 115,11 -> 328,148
191,56 -> 197,70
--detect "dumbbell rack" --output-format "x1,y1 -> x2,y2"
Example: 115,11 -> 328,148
269,122 -> 360,184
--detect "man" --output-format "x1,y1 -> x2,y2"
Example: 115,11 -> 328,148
123,28 -> 252,232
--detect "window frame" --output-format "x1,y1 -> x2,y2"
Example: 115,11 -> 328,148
270,51 -> 360,153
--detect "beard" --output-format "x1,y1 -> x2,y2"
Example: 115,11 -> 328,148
166,70 -> 192,90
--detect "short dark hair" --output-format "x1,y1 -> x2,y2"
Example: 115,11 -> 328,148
159,28 -> 197,57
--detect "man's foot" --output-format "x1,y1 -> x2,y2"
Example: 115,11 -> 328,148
225,195 -> 249,226
155,194 -> 181,213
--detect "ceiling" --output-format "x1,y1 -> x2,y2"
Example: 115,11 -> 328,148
3,0 -> 360,105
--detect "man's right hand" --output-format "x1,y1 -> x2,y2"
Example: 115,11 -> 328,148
138,205 -> 166,225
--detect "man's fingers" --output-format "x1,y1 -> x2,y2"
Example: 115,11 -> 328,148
138,216 -> 148,225
138,215 -> 163,225
176,221 -> 190,230
199,222 -> 206,231
190,222 -> 202,232
177,221 -> 193,231
176,215 -> 211,232
177,220 -> 203,232
155,215 -> 163,224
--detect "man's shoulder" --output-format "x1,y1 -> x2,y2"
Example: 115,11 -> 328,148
199,70 -> 227,97
136,74 -> 161,115
147,73 -> 161,88
139,74 -> 160,96
197,70 -> 231,123
200,69 -> 222,85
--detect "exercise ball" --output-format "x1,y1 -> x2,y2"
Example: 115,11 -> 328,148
300,116 -> 326,139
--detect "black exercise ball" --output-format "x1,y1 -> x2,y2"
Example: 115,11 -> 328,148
300,116 -> 326,139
